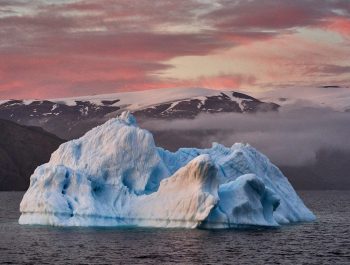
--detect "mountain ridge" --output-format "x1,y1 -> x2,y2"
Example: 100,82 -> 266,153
0,88 -> 279,139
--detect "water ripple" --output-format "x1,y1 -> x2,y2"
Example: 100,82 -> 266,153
0,191 -> 349,265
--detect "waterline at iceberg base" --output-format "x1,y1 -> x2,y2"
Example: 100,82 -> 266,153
19,112 -> 315,229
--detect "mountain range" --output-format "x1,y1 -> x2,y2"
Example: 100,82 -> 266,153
0,88 -> 279,139
0,88 -> 348,191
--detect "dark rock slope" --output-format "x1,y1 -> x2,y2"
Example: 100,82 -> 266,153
0,119 -> 64,190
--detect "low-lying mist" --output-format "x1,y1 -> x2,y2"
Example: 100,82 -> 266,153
141,102 -> 350,167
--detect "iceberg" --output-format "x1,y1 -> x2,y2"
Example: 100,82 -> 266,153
19,112 -> 315,228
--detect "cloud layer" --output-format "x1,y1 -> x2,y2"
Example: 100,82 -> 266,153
0,0 -> 350,98
142,103 -> 350,166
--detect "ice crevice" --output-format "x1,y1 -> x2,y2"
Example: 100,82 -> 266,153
19,111 -> 315,229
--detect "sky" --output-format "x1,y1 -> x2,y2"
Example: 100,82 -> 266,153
0,0 -> 350,99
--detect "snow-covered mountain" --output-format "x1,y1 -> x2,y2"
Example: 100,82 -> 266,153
0,88 -> 279,139
255,86 -> 350,112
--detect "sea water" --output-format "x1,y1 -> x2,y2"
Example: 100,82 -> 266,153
0,191 -> 349,265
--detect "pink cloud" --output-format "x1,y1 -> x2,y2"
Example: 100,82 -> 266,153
327,18 -> 350,36
0,0 -> 349,99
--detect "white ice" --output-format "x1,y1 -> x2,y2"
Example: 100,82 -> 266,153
19,112 -> 315,228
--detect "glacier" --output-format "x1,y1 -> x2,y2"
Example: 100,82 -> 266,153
19,112 -> 315,228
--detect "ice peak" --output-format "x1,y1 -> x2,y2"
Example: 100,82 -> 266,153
118,111 -> 137,126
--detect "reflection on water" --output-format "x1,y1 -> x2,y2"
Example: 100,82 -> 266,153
0,191 -> 349,264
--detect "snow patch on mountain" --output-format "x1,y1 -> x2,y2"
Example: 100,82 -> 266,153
256,86 -> 350,111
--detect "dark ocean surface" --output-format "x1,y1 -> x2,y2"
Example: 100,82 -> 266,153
0,191 -> 349,265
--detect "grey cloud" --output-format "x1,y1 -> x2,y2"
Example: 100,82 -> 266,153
141,103 -> 350,166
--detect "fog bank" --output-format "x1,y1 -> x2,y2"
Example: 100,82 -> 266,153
141,103 -> 350,166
